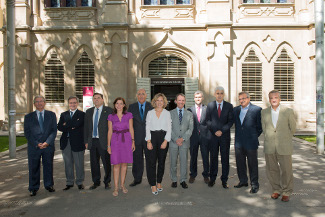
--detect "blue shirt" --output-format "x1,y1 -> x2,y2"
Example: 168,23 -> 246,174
216,101 -> 224,111
138,101 -> 146,113
240,103 -> 250,124
176,107 -> 184,117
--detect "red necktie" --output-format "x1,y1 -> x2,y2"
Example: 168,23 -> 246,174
197,106 -> 201,122
218,104 -> 221,118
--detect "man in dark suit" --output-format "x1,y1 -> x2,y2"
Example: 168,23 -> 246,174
206,86 -> 234,188
233,91 -> 262,194
24,95 -> 57,196
58,96 -> 85,190
188,90 -> 210,184
84,93 -> 113,190
128,89 -> 153,187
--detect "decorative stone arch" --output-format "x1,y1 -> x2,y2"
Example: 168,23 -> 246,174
69,44 -> 98,65
270,42 -> 301,103
142,48 -> 194,78
237,42 -> 267,104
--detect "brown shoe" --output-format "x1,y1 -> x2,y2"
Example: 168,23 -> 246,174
271,193 -> 280,199
281,195 -> 289,202
189,177 -> 195,184
204,177 -> 210,184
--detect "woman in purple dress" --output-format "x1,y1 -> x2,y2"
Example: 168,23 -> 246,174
107,97 -> 135,196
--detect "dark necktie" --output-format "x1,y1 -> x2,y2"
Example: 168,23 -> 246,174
179,109 -> 183,123
218,104 -> 221,118
140,104 -> 144,121
39,111 -> 44,133
93,108 -> 99,137
70,111 -> 73,118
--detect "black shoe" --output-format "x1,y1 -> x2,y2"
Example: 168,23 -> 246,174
189,176 -> 195,184
234,183 -> 248,188
105,183 -> 111,190
129,180 -> 142,187
204,177 -> 210,184
89,183 -> 100,190
78,184 -> 84,190
63,185 -> 73,191
208,180 -> 215,187
180,181 -> 188,189
29,190 -> 37,196
222,182 -> 229,189
45,186 -> 55,192
171,182 -> 177,188
250,187 -> 259,194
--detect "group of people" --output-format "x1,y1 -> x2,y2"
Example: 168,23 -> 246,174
24,87 -> 296,202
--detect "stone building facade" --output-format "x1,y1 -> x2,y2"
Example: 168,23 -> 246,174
0,0 -> 321,130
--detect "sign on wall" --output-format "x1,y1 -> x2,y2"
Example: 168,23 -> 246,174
83,87 -> 94,112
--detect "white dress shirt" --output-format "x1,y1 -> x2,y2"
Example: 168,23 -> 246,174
145,109 -> 172,142
271,105 -> 280,128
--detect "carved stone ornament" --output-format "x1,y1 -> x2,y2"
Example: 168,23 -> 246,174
141,9 -> 160,18
44,8 -> 96,21
239,5 -> 294,18
175,9 -> 194,18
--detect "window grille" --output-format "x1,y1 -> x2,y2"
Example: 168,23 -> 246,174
143,0 -> 191,5
75,51 -> 95,102
148,56 -> 187,77
274,49 -> 294,101
44,52 -> 65,103
242,49 -> 262,101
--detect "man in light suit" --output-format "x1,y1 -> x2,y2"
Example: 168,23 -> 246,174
261,90 -> 296,202
58,96 -> 85,190
188,90 -> 210,184
233,91 -> 262,194
170,93 -> 194,189
206,86 -> 234,188
128,89 -> 153,187
84,93 -> 113,190
24,95 -> 57,196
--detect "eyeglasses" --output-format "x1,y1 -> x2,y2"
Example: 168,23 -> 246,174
239,97 -> 248,101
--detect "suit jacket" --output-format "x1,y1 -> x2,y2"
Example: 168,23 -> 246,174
206,100 -> 234,144
24,110 -> 57,152
128,101 -> 153,146
261,106 -> 296,155
170,108 -> 194,149
188,104 -> 210,144
233,103 -> 262,150
58,109 -> 85,152
84,106 -> 113,150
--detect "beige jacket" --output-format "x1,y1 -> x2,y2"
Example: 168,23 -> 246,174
261,106 -> 296,155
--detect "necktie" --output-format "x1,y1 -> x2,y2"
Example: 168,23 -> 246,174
39,111 -> 44,133
179,109 -> 183,123
70,111 -> 73,118
218,104 -> 221,118
140,104 -> 144,121
93,108 -> 99,137
197,106 -> 201,122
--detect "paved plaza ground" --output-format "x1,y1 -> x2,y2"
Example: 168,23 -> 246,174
0,133 -> 324,217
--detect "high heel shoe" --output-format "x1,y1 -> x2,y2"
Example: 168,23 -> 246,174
112,188 -> 119,197
157,183 -> 163,192
151,186 -> 158,195
121,186 -> 128,194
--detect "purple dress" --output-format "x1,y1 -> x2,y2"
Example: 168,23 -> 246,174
107,112 -> 133,165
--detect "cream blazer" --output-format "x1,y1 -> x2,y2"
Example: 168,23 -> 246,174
261,106 -> 296,155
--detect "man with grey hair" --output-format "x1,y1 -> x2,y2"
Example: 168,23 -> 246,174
128,88 -> 153,187
261,90 -> 296,202
233,91 -> 262,194
58,96 -> 86,190
24,95 -> 57,196
206,87 -> 234,188
188,90 -> 211,184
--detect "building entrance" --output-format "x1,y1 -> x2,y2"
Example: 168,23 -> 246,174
151,78 -> 184,111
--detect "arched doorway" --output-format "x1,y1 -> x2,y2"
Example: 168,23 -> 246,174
149,55 -> 186,110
